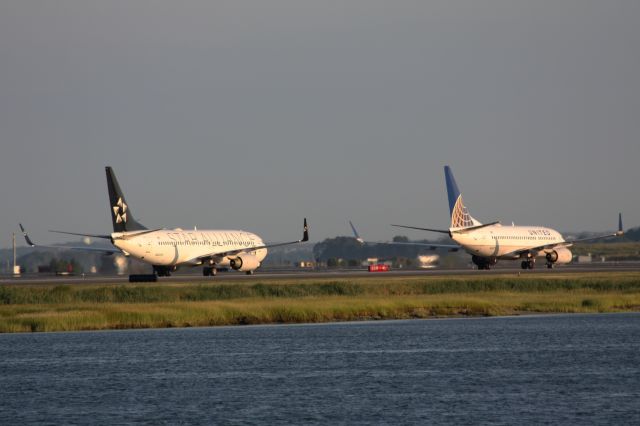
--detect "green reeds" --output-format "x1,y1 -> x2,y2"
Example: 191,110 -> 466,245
1,272 -> 640,332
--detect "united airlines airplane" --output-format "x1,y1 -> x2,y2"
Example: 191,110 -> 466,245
21,167 -> 308,280
389,166 -> 623,270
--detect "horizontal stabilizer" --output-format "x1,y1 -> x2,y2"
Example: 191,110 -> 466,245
19,223 -> 120,254
390,224 -> 451,234
450,221 -> 500,234
49,230 -> 112,239
350,220 -> 459,250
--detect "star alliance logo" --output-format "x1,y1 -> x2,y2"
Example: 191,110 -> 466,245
113,197 -> 128,224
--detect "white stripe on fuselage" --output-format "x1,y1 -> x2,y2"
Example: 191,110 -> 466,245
112,229 -> 267,266
451,224 -> 564,259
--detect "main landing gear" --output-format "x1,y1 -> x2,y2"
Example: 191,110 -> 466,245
520,259 -> 536,270
203,267 -> 217,277
472,255 -> 497,270
129,274 -> 158,283
128,266 -> 177,282
153,265 -> 174,277
129,265 -> 175,282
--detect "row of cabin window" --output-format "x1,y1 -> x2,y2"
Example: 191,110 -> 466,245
492,236 -> 554,240
158,241 -> 253,246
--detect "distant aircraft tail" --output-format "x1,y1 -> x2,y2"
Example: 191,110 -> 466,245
106,167 -> 146,233
349,220 -> 365,244
617,212 -> 624,236
444,166 -> 482,230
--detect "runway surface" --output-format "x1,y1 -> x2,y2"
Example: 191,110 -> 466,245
2,263 -> 639,286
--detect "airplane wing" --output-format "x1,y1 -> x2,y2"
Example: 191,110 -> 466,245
367,241 -> 460,251
19,224 -> 121,255
187,218 -> 309,263
349,221 -> 460,251
501,213 -> 624,258
500,242 -> 568,259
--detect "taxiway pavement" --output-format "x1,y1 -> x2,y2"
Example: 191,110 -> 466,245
2,263 -> 639,286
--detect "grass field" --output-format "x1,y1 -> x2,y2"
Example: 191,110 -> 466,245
1,272 -> 640,333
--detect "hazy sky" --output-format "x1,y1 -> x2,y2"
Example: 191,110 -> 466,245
1,1 -> 639,247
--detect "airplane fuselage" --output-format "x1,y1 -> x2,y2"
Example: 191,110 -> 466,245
112,229 -> 267,266
390,166 -> 621,270
452,224 -> 565,260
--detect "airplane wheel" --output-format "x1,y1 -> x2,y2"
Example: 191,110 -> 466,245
154,266 -> 173,277
527,260 -> 535,269
203,267 -> 217,277
521,261 -> 528,270
129,274 -> 158,282
546,263 -> 553,269
246,270 -> 254,275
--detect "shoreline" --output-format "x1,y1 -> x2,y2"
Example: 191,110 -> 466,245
1,272 -> 640,333
3,312 -> 639,337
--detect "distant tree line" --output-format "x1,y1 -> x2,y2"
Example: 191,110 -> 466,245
622,227 -> 640,242
15,250 -> 119,274
312,235 -> 457,268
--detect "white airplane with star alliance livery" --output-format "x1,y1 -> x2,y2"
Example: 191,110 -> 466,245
21,167 -> 308,281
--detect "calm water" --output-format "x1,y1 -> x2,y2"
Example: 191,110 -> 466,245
1,314 -> 640,425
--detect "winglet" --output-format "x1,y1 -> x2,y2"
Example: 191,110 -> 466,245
617,212 -> 624,236
19,223 -> 36,247
302,218 -> 309,242
349,220 -> 365,244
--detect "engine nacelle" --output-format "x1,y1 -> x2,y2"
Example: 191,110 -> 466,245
229,254 -> 260,272
546,247 -> 572,264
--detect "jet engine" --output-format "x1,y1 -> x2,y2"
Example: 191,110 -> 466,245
229,254 -> 260,272
545,247 -> 572,264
